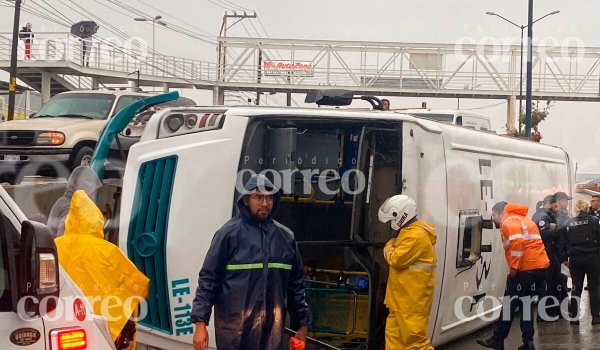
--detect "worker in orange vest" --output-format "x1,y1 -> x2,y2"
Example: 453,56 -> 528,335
477,202 -> 549,350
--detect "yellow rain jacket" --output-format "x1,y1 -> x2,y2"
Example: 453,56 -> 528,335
55,190 -> 150,342
383,220 -> 436,350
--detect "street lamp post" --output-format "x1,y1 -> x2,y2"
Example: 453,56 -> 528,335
486,9 -> 559,137
134,15 -> 167,75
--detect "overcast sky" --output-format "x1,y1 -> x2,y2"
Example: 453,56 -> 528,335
1,0 -> 598,174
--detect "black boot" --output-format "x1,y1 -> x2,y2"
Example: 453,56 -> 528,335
592,316 -> 600,326
518,341 -> 535,350
476,337 -> 504,350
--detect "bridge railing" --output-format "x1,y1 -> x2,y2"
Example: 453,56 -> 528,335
0,32 -> 217,83
220,37 -> 600,97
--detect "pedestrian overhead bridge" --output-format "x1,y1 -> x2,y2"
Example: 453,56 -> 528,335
1,32 -> 600,105
0,31 -> 216,101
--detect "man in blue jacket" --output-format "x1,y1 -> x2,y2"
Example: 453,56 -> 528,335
191,174 -> 311,350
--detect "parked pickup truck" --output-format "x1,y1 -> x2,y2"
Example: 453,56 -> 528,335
0,90 -> 150,184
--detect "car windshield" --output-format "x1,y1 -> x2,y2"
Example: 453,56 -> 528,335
33,93 -> 116,120
113,95 -> 147,116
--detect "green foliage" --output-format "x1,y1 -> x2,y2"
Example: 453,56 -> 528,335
506,100 -> 554,142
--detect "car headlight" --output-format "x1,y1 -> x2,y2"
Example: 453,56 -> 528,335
36,132 -> 65,145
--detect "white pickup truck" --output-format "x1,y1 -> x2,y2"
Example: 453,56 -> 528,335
0,184 -> 116,349
0,90 -> 150,184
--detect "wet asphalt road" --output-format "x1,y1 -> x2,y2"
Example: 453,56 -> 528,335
438,290 -> 600,350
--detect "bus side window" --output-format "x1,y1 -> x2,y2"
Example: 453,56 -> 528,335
455,116 -> 463,126
457,210 -> 483,268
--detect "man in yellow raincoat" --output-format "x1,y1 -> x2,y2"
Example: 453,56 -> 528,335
55,190 -> 149,349
378,195 -> 436,350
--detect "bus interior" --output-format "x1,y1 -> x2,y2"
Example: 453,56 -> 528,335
238,116 -> 404,349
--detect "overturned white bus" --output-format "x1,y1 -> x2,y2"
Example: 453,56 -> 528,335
116,92 -> 572,350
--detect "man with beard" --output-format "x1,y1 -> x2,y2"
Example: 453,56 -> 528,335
191,174 -> 311,350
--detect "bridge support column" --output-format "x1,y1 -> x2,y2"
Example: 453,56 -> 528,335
162,83 -> 169,92
91,77 -> 99,90
213,86 -> 224,105
41,72 -> 51,104
506,95 -> 517,133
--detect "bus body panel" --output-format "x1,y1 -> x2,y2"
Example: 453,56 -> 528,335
121,107 -> 571,349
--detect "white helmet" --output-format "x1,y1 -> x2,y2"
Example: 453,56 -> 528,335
378,195 -> 417,231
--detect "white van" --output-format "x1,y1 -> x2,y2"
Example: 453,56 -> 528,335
116,98 -> 570,349
0,185 -> 115,349
403,109 -> 493,131
0,90 -> 150,183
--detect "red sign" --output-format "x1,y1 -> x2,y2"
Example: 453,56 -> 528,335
73,298 -> 86,322
263,60 -> 314,77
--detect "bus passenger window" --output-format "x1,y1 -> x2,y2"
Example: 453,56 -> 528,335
457,210 -> 483,268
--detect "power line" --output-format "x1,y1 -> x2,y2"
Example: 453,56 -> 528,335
106,0 -> 154,21
256,16 -> 271,38
206,0 -> 235,12
99,0 -> 216,44
57,0 -> 131,41
131,0 -> 215,37
0,0 -> 70,27
218,0 -> 253,13
89,0 -> 139,20
35,0 -> 73,24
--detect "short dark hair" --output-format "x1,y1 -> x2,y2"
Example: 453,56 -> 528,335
382,98 -> 390,103
492,201 -> 507,213
593,194 -> 600,199
543,194 -> 557,204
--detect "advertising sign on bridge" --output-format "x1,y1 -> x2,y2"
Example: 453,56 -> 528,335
263,60 -> 314,77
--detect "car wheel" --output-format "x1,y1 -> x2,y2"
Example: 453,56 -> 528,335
0,173 -> 18,185
70,146 -> 94,170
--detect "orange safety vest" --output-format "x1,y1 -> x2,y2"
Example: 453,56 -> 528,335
500,203 -> 549,271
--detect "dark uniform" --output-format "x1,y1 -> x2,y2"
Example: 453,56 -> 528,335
555,210 -> 571,229
532,206 -> 566,317
589,209 -> 600,220
191,175 -> 311,350
559,213 -> 600,324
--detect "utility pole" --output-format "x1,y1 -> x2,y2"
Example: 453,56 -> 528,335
218,11 -> 257,82
256,48 -> 262,105
7,0 -> 22,121
525,0 -> 534,138
128,70 -> 140,90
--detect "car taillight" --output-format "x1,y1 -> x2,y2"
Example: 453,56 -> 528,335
50,328 -> 87,350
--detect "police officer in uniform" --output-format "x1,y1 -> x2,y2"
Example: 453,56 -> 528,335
533,195 -> 565,319
589,194 -> 600,219
559,199 -> 600,325
554,192 -> 573,228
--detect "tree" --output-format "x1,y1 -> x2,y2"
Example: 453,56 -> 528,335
506,100 -> 554,142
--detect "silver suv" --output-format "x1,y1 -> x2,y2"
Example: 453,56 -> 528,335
0,90 -> 149,183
